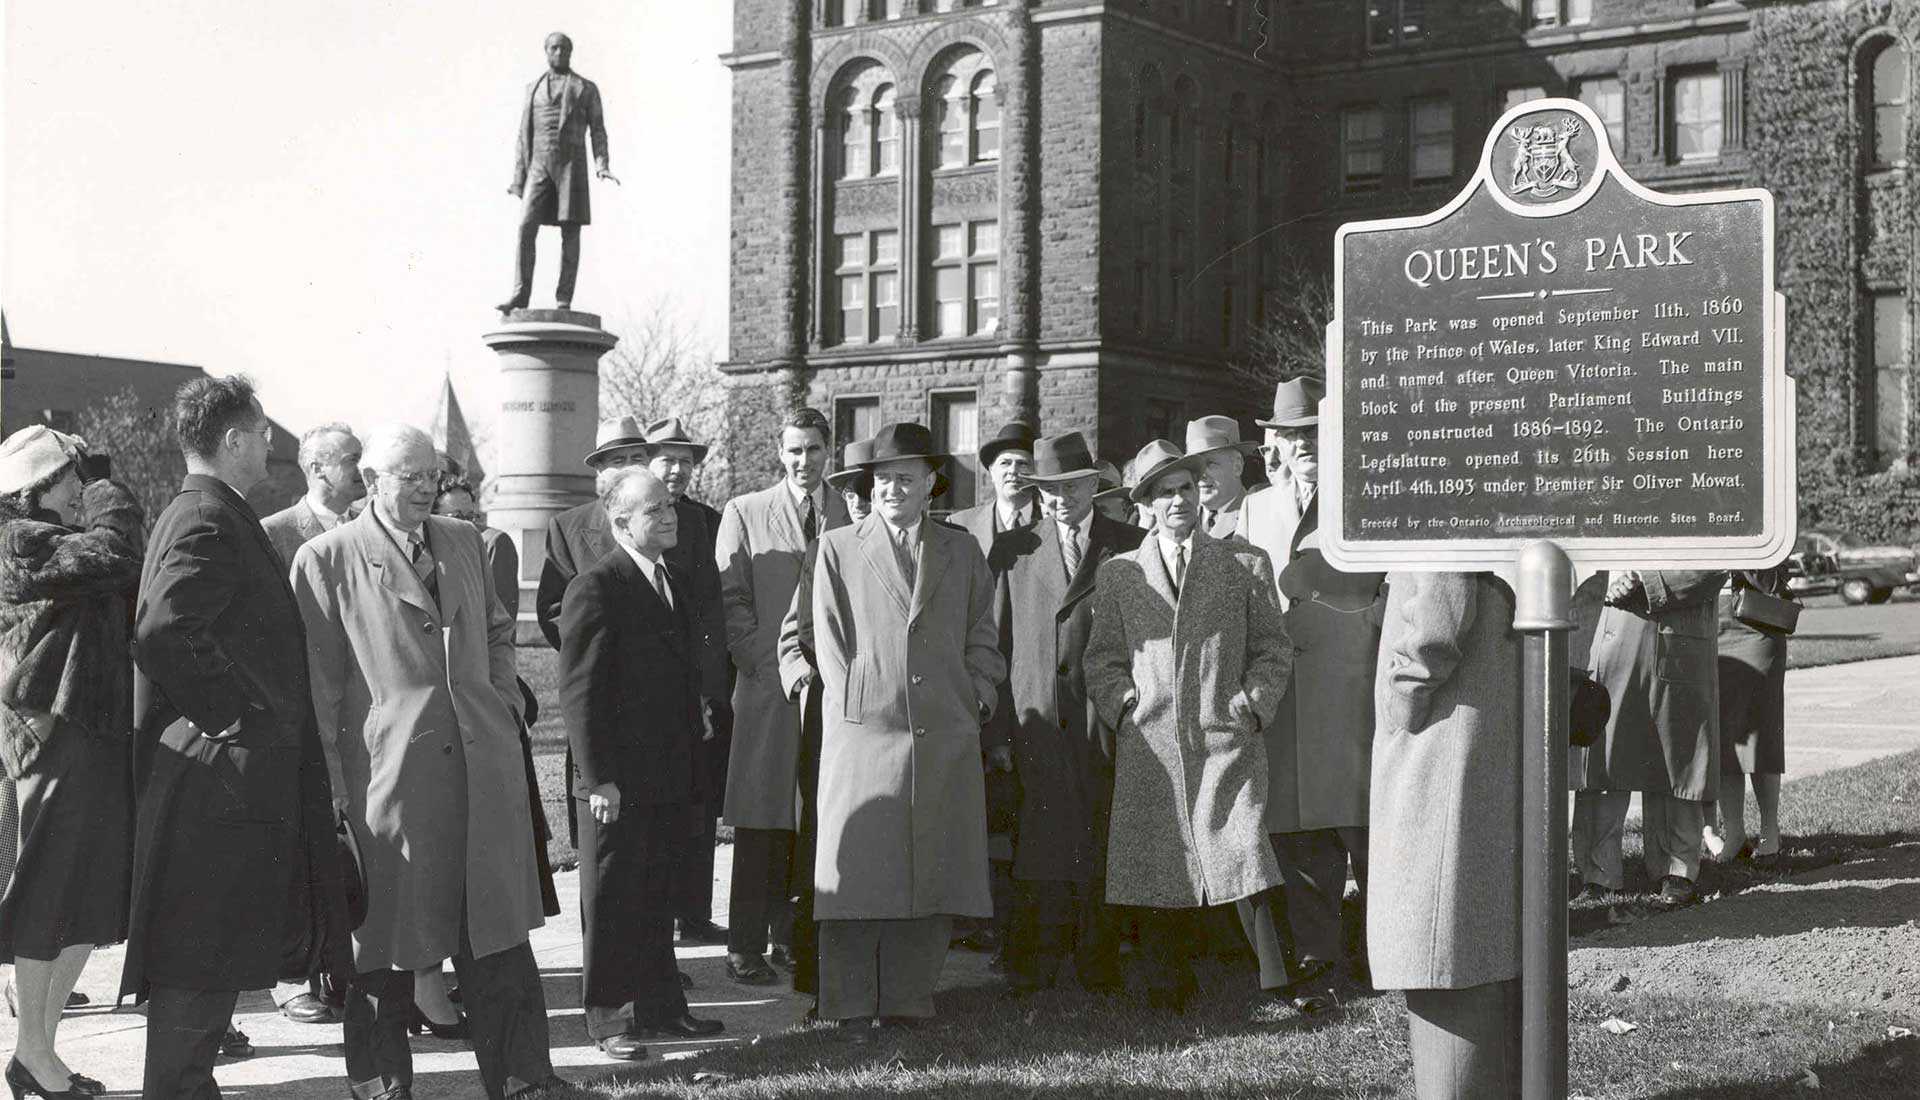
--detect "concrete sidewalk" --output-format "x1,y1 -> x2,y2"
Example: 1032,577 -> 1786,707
6,654 -> 1917,1096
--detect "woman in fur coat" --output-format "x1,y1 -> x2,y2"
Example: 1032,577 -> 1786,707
0,426 -> 144,1098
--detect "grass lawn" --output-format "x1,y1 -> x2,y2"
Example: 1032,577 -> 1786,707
1786,591 -> 1920,669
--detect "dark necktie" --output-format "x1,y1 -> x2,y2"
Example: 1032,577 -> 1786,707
802,494 -> 818,543
408,532 -> 440,607
1062,526 -> 1082,580
892,525 -> 917,591
653,559 -> 675,611
1170,542 -> 1186,597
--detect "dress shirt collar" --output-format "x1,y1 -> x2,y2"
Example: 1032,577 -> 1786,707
881,515 -> 922,544
996,496 -> 1034,531
1155,529 -> 1193,577
1057,509 -> 1094,546
784,478 -> 825,515
309,497 -> 347,531
371,501 -> 424,549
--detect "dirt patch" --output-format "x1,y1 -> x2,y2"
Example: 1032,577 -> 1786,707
1570,842 -> 1920,1013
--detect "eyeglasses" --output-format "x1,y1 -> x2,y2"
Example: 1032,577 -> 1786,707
378,470 -> 437,488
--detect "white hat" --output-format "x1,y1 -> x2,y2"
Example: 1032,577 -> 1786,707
0,425 -> 85,495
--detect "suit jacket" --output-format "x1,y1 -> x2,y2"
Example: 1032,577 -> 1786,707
123,475 -> 347,999
291,509 -> 542,971
1001,512 -> 1144,883
261,498 -> 335,571
812,515 -> 1007,919
716,481 -> 849,829
1369,572 -> 1520,990
480,525 -> 521,620
1084,531 -> 1291,908
512,70 -> 608,225
1202,495 -> 1248,541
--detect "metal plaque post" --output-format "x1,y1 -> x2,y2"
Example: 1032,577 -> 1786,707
1513,540 -> 1572,1100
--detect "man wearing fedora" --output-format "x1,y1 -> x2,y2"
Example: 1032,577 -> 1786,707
775,438 -> 873,1008
715,408 -> 849,985
997,432 -> 1144,994
1241,376 -> 1389,1012
810,423 -> 1006,1033
1185,416 -> 1262,541
535,416 -> 652,652
1090,460 -> 1136,527
1083,440 -> 1292,1012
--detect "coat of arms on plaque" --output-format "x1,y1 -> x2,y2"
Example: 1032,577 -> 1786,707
1507,117 -> 1584,199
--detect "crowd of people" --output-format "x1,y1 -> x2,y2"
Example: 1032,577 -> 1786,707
0,371 -> 1790,1100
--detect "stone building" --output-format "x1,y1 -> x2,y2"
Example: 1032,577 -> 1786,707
721,0 -> 1914,524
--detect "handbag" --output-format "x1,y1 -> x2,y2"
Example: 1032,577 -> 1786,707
1734,588 -> 1800,636
1568,669 -> 1610,748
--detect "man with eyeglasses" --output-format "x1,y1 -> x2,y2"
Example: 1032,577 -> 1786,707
291,424 -> 559,1099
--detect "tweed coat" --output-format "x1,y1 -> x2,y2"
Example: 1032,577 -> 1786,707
717,482 -> 849,830
1084,531 -> 1291,908
291,509 -> 543,971
123,475 -> 347,999
560,546 -> 701,1005
1575,570 -> 1727,800
512,71 -> 608,225
261,498 -> 332,571
811,514 -> 1006,919
1368,572 -> 1521,991
1000,513 -> 1143,883
1245,489 -> 1388,833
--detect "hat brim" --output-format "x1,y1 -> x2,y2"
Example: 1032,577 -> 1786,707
825,467 -> 870,492
636,440 -> 711,463
1254,413 -> 1320,429
584,439 -> 649,467
978,438 -> 1036,467
1129,454 -> 1211,503
1183,441 -> 1264,465
1092,485 -> 1132,503
1019,468 -> 1102,486
854,452 -> 954,472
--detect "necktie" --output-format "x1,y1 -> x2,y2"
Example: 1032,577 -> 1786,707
408,532 -> 440,606
1170,542 -> 1186,596
802,494 -> 818,543
653,560 -> 675,610
1061,526 -> 1082,580
893,526 -> 917,591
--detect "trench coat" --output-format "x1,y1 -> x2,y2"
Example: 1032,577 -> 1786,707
123,475 -> 348,999
1575,570 -> 1726,800
811,514 -> 1006,920
1000,514 -> 1143,883
1244,488 -> 1388,833
1084,531 -> 1291,908
511,71 -> 609,226
1368,572 -> 1520,991
717,482 -> 849,830
560,547 -> 701,1005
291,510 -> 543,971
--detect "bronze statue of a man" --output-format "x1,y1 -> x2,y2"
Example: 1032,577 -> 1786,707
499,32 -> 615,314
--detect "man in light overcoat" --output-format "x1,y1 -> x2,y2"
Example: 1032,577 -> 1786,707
1571,569 -> 1727,905
1370,571 -> 1522,1099
291,425 -> 554,1100
716,408 -> 849,984
1084,440 -> 1292,1012
1241,378 -> 1387,1011
997,433 -> 1144,994
811,422 -> 1006,1033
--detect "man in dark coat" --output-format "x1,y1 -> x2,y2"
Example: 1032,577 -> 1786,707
123,376 -> 349,1099
536,416 -> 729,945
561,467 -> 725,1060
998,433 -> 1143,994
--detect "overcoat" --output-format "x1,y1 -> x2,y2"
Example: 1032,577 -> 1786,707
1084,531 -> 1291,908
123,475 -> 347,999
560,546 -> 701,1006
1000,513 -> 1143,883
1368,572 -> 1520,991
261,499 -> 330,571
480,525 -> 521,620
1575,570 -> 1726,800
947,499 -> 1037,756
1245,489 -> 1387,833
512,71 -> 609,226
291,510 -> 543,971
717,482 -> 848,830
811,514 -> 1006,920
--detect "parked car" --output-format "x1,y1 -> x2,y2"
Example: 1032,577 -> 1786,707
1788,529 -> 1920,604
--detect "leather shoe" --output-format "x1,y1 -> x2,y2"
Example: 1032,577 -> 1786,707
645,1012 -> 724,1039
219,1025 -> 254,1059
677,918 -> 729,944
725,953 -> 778,985
1655,875 -> 1697,907
679,970 -> 694,990
837,1016 -> 877,1043
594,1031 -> 649,1061
281,991 -> 339,1024
495,298 -> 527,315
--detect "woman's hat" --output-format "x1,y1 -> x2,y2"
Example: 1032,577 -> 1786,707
0,425 -> 85,495
977,421 -> 1038,467
1127,439 -> 1208,503
1019,432 -> 1101,485
1255,376 -> 1324,429
1183,415 -> 1262,463
636,415 -> 711,464
583,415 -> 648,468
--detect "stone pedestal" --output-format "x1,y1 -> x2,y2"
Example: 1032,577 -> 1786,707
481,308 -> 617,636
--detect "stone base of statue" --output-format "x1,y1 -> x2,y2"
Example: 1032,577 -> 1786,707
482,308 -> 617,641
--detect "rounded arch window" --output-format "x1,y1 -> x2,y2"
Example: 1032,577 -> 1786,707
829,61 -> 895,181
875,85 -> 900,175
1865,36 -> 1911,169
972,70 -> 1000,161
929,49 -> 996,169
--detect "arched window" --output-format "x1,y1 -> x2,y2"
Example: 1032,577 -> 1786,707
874,85 -> 899,175
836,86 -> 868,179
971,70 -> 1000,161
1869,38 -> 1911,169
937,75 -> 967,167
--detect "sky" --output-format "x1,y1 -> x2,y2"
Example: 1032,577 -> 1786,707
3,0 -> 732,444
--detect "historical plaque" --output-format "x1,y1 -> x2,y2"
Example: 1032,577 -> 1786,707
1322,98 -> 1795,575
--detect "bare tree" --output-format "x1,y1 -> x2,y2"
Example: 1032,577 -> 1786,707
600,300 -> 730,503
74,386 -> 186,528
1231,261 -> 1335,391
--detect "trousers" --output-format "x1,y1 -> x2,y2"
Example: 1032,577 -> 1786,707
1004,878 -> 1121,991
727,827 -> 795,957
817,916 -> 952,1020
1572,790 -> 1709,888
345,938 -> 550,1100
507,218 -> 580,310
142,984 -> 239,1099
